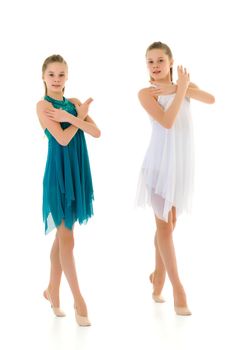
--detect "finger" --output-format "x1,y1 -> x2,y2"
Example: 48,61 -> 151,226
150,88 -> 161,93
45,111 -> 55,117
45,108 -> 55,113
84,98 -> 93,105
149,81 -> 157,86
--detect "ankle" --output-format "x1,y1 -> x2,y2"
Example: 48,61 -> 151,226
153,270 -> 166,282
173,286 -> 188,306
74,303 -> 88,317
172,281 -> 185,292
48,284 -> 60,294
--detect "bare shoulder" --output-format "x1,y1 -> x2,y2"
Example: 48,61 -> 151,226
36,99 -> 51,111
138,87 -> 151,97
138,87 -> 158,103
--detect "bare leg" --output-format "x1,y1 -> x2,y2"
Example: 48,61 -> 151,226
151,234 -> 166,296
44,233 -> 62,307
57,221 -> 88,317
151,207 -> 176,296
155,208 -> 188,309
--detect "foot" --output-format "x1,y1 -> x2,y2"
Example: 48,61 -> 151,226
173,286 -> 192,316
74,295 -> 88,316
149,271 -> 166,302
74,295 -> 91,326
43,287 -> 60,308
43,288 -> 66,317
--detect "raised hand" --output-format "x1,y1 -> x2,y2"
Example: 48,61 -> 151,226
75,98 -> 93,120
177,65 -> 190,91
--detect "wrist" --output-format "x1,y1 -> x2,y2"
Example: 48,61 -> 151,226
176,85 -> 188,99
177,84 -> 188,94
78,113 -> 86,120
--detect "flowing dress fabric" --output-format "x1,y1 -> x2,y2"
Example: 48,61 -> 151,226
136,94 -> 194,222
42,96 -> 94,234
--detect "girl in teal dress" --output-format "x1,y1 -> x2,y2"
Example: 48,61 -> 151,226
37,54 -> 100,326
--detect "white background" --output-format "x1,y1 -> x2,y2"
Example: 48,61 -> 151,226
0,0 -> 232,349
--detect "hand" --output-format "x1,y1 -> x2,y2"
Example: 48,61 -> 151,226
44,107 -> 69,122
75,98 -> 93,120
149,82 -> 177,96
177,65 -> 190,91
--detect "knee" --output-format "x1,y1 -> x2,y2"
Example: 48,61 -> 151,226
58,227 -> 74,250
59,235 -> 74,250
157,223 -> 173,238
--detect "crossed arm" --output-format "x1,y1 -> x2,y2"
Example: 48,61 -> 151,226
149,82 -> 215,104
37,98 -> 101,146
138,82 -> 215,129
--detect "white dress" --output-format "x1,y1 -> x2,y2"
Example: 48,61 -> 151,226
136,94 -> 194,222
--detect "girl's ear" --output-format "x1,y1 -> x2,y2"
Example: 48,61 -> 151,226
170,58 -> 174,67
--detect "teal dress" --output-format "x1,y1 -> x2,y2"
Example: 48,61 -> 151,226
42,95 -> 94,234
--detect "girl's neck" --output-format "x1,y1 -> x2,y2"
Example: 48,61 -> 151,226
46,91 -> 64,101
153,77 -> 172,85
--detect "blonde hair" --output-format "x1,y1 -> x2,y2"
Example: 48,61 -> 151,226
146,41 -> 173,82
42,54 -> 67,95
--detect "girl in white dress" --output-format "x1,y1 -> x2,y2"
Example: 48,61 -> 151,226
136,42 -> 215,315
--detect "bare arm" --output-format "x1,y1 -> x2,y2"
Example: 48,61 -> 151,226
36,100 -> 79,146
149,82 -> 215,104
186,83 -> 215,103
65,115 -> 101,138
139,66 -> 189,129
68,98 -> 101,138
45,98 -> 101,138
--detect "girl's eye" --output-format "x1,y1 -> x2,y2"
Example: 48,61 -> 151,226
159,59 -> 164,63
59,74 -> 64,77
149,61 -> 153,64
49,74 -> 54,77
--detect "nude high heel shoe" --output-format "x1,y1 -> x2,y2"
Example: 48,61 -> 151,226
43,289 -> 66,317
74,305 -> 91,326
149,272 -> 165,303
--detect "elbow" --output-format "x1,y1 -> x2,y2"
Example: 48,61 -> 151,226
160,112 -> 174,129
208,95 -> 215,104
58,138 -> 69,146
163,119 -> 174,129
93,128 -> 101,138
203,94 -> 215,104
164,123 -> 173,129
165,124 -> 173,129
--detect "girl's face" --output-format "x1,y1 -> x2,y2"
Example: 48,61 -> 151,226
146,49 -> 173,83
43,62 -> 68,95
